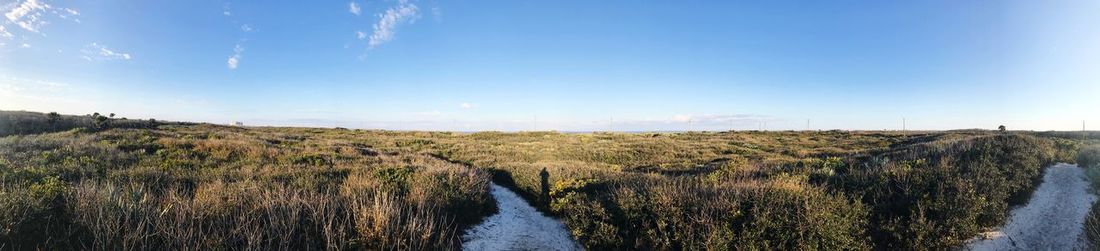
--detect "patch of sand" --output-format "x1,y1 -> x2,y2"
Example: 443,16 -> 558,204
965,163 -> 1096,250
462,183 -> 583,251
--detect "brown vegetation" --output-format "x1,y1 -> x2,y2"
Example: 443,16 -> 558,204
0,110 -> 1087,250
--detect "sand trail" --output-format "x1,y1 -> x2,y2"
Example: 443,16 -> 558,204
965,163 -> 1096,250
462,183 -> 583,251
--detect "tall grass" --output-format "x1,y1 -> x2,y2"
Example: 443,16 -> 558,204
1080,145 -> 1100,249
0,110 -> 1076,249
0,118 -> 494,250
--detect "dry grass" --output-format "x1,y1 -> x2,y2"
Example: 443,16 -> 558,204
0,120 -> 494,250
0,111 -> 1084,250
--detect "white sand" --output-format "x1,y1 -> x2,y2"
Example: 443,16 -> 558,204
462,183 -> 583,251
965,163 -> 1097,250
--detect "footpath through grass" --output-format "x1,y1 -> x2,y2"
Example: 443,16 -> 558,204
0,110 -> 1090,250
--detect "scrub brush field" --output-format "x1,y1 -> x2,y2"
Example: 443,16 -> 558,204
0,110 -> 1092,250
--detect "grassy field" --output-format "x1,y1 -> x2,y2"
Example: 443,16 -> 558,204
0,110 -> 1091,250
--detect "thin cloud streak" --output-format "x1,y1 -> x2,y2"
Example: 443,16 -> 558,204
227,44 -> 242,69
81,43 -> 131,61
0,25 -> 11,38
368,0 -> 419,48
348,2 -> 361,16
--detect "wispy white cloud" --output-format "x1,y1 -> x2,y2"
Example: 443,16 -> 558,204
20,43 -> 29,48
348,2 -> 361,16
2,0 -> 80,36
222,2 -> 232,16
4,0 -> 51,33
222,3 -> 250,70
81,43 -> 132,61
56,7 -> 79,21
460,102 -> 476,109
0,25 -> 12,38
227,44 -> 243,69
368,0 -> 419,48
356,31 -> 366,40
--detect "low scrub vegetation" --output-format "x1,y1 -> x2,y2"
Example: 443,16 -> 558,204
0,112 -> 493,250
0,111 -> 1081,249
834,135 -> 1059,249
1081,145 -> 1100,249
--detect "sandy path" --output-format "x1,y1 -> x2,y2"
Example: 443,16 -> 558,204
965,163 -> 1096,250
462,183 -> 583,251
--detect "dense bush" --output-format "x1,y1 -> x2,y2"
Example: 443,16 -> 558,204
1079,145 -> 1100,168
1083,146 -> 1100,249
552,177 -> 870,250
0,124 -> 494,250
833,134 -> 1056,249
0,111 -> 161,137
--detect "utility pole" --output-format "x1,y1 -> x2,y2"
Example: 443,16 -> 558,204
609,115 -> 613,132
902,118 -> 907,132
688,118 -> 693,132
806,119 -> 810,131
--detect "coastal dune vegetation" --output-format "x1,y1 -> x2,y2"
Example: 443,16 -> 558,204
0,110 -> 1090,250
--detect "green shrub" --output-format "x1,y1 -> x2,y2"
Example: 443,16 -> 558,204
1079,145 -> 1100,168
833,134 -> 1055,249
374,167 -> 414,193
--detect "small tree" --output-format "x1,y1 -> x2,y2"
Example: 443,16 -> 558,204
46,112 -> 60,125
90,112 -> 109,130
109,113 -> 116,118
998,125 -> 1006,132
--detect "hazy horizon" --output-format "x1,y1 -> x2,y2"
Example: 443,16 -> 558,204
2,0 -> 1098,131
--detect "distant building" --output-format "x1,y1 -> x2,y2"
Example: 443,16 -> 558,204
233,121 -> 244,126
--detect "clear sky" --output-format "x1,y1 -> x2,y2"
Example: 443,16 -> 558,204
1,0 -> 1097,131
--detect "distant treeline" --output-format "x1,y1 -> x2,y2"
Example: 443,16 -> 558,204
1036,130 -> 1100,141
0,110 -> 171,137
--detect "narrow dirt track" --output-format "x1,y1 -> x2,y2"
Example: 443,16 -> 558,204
965,163 -> 1096,250
461,183 -> 583,251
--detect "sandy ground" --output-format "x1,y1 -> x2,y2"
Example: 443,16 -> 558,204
965,163 -> 1097,251
462,183 -> 583,251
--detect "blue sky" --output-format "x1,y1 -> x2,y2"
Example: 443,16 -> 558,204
1,0 -> 1097,131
